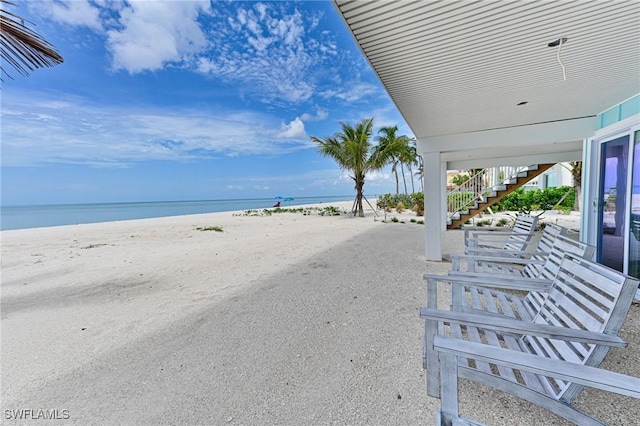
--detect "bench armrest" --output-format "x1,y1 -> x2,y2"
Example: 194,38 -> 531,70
424,272 -> 553,292
462,247 -> 540,257
464,226 -> 514,232
466,236 -> 537,248
434,336 -> 640,398
451,253 -> 544,264
450,252 -> 545,272
420,308 -> 627,347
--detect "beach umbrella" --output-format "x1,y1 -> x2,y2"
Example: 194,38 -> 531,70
284,197 -> 294,205
275,196 -> 284,200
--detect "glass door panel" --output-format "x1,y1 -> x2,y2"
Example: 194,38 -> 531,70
629,131 -> 640,279
597,135 -> 629,271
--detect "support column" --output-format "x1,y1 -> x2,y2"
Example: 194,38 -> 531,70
423,151 -> 444,260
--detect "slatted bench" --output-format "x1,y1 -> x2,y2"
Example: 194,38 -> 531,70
452,223 -> 567,273
463,214 -> 538,256
422,236 -> 594,396
421,254 -> 640,425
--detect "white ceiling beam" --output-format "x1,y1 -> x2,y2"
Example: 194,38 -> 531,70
416,117 -> 595,154
445,149 -> 582,170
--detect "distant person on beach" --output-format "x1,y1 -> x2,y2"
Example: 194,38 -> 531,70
273,201 -> 281,207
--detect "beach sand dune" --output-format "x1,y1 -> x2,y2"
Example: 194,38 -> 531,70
1,202 -> 638,424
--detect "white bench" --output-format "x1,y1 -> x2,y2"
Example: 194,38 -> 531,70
463,214 -> 538,256
421,254 -> 640,425
452,223 -> 567,273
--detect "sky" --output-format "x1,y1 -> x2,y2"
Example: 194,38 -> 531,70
0,0 -> 415,206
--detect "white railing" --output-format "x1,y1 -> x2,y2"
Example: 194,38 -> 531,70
447,166 -> 531,219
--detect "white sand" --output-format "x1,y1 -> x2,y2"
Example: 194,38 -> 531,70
1,202 -> 637,425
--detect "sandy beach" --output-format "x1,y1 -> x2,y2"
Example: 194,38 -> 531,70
1,201 -> 638,425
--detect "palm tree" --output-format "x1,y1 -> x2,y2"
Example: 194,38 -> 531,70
400,141 -> 419,194
1,0 -> 63,80
374,125 -> 410,194
311,118 -> 385,217
569,161 -> 582,212
414,155 -> 424,192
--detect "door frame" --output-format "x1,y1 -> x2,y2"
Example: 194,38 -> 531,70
586,118 -> 640,275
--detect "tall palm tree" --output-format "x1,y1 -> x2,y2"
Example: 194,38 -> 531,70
374,125 -> 409,194
311,118 -> 384,217
414,155 -> 424,192
569,161 -> 582,212
1,0 -> 63,80
407,139 -> 420,194
399,141 -> 418,194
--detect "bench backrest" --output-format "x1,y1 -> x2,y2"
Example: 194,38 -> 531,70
532,223 -> 567,256
519,224 -> 567,278
521,254 -> 639,402
502,214 -> 538,251
522,235 -> 595,317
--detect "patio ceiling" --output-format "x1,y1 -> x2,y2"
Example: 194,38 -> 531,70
334,0 -> 640,166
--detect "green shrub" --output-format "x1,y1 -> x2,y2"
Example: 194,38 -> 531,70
411,192 -> 424,215
196,226 -> 223,232
451,173 -> 470,186
377,193 -> 414,210
493,186 -> 574,213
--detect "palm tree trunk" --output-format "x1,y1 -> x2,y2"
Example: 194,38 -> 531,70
392,162 -> 399,194
355,179 -> 365,217
408,163 -> 415,193
401,163 -> 408,194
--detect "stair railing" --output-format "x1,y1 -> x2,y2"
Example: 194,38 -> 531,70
447,166 -> 531,220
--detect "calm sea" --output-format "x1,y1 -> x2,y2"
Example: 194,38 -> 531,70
0,196 -> 355,231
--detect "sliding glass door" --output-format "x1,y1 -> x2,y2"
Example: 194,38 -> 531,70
597,135 -> 629,272
629,131 -> 640,279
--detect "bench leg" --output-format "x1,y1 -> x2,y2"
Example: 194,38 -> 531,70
439,352 -> 460,426
425,278 -> 440,397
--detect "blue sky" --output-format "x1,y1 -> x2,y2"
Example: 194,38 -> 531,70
1,0 -> 414,206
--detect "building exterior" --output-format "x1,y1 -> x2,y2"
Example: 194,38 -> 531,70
333,1 -> 640,281
526,163 -> 573,190
583,95 -> 639,279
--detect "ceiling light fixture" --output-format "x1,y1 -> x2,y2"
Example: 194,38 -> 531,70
548,37 -> 568,47
548,37 -> 568,81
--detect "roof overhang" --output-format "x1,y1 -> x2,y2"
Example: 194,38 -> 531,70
334,0 -> 640,167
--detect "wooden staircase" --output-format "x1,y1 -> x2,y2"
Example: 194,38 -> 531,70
447,163 -> 556,229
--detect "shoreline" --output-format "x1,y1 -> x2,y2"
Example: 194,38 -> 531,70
0,195 -> 357,231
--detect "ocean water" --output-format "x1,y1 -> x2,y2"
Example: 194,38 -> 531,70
0,196 -> 355,231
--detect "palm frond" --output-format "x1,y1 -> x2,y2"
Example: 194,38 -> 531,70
0,0 -> 63,80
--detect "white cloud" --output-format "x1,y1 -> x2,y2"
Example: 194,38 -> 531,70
225,185 -> 244,191
366,170 -> 392,182
196,3 -> 337,104
107,1 -> 211,73
320,82 -> 380,103
1,93 -> 315,167
28,0 -> 103,30
28,1 -> 379,107
300,107 -> 328,122
276,117 -> 306,139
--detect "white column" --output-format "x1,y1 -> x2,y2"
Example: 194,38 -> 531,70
423,151 -> 444,260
